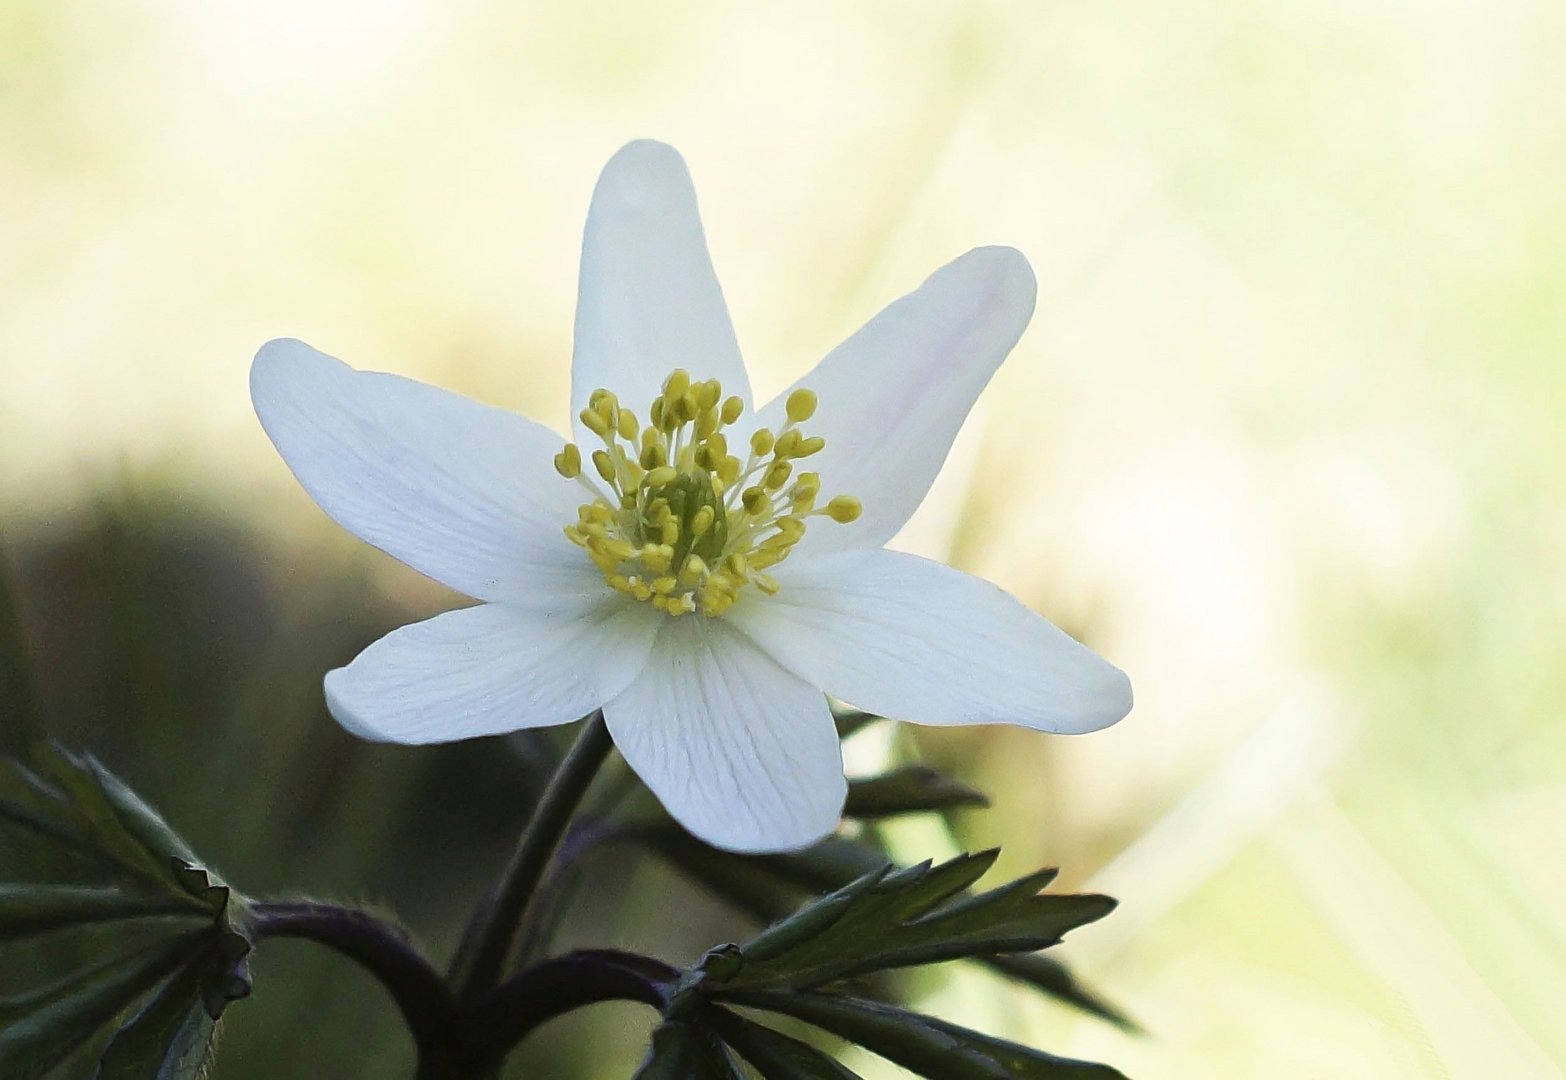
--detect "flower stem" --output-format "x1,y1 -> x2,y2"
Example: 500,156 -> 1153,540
449,711 -> 614,1003
248,900 -> 458,1054
462,949 -> 677,1065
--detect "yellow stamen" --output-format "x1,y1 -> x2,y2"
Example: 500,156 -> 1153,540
825,495 -> 862,523
764,461 -> 792,490
554,443 -> 582,479
555,369 -> 859,617
785,388 -> 818,423
642,465 -> 678,489
592,449 -> 617,484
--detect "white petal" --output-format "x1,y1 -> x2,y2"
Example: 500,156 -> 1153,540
732,550 -> 1131,734
571,141 -> 750,438
252,338 -> 597,606
757,247 -> 1036,557
325,598 -> 661,744
604,615 -> 844,853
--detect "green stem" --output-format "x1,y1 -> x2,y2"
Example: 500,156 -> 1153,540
249,900 -> 458,1054
461,949 -> 677,1065
450,711 -> 614,1003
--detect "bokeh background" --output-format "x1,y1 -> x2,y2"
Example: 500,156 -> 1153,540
3,1 -> 1564,1076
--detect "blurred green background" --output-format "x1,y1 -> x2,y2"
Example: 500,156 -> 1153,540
3,0 -> 1564,1076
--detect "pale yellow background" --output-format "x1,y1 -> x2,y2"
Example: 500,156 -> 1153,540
4,1 -> 1563,1076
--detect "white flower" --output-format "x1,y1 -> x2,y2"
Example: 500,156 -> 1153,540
250,140 -> 1132,854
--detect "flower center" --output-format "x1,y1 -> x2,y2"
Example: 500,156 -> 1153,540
554,369 -> 860,617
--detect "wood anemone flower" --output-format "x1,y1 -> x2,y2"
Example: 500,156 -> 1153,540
250,140 -> 1132,854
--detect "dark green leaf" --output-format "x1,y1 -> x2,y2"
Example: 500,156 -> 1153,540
0,758 -> 83,850
87,759 -> 205,879
739,863 -> 897,964
0,936 -> 200,1080
714,853 -> 1113,992
634,1022 -> 743,1080
716,854 -> 986,989
844,766 -> 989,820
30,745 -> 176,885
646,831 -> 841,918
653,833 -> 1134,1029
886,868 -> 1117,970
0,884 -> 209,944
729,990 -> 1127,1079
196,929 -> 253,1018
651,830 -> 882,905
705,1006 -> 861,1079
96,962 -> 217,1080
986,955 -> 1139,1033
2,746 -> 220,912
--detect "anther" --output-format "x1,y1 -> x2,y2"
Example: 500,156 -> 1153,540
553,443 -> 582,478
592,449 -> 617,484
764,461 -> 792,490
558,369 -> 859,618
825,495 -> 862,523
785,388 -> 817,423
679,554 -> 707,584
663,369 -> 691,400
642,465 -> 678,489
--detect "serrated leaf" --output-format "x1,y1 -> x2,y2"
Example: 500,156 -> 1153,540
634,1022 -> 743,1080
883,869 -> 1117,970
844,766 -> 988,820
2,746 -> 218,912
0,936 -> 200,1080
0,758 -> 84,850
985,955 -> 1140,1033
653,833 -> 1136,1030
88,760 -> 205,878
645,831 -> 835,918
728,990 -> 1127,1079
714,853 -> 1112,992
30,746 -> 176,885
739,865 -> 895,964
196,929 -> 252,1018
96,960 -> 219,1080
705,1006 -> 861,1079
741,852 -> 996,975
0,884 -> 209,944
